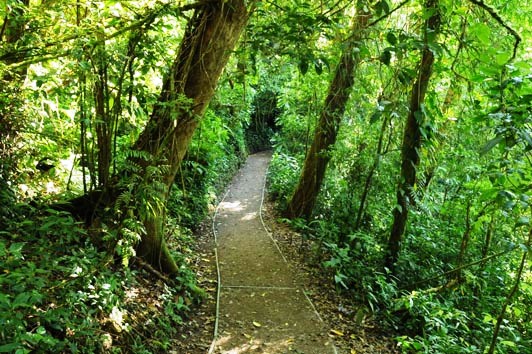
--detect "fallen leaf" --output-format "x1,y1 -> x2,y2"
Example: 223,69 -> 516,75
329,329 -> 344,336
252,321 -> 262,328
351,350 -> 357,354
243,333 -> 252,339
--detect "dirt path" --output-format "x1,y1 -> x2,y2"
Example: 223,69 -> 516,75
211,151 -> 336,353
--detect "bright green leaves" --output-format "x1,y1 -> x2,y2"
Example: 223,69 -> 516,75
469,23 -> 491,47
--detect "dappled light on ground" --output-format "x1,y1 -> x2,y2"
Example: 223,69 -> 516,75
219,201 -> 245,212
213,152 -> 335,353
240,212 -> 258,221
215,334 -> 308,353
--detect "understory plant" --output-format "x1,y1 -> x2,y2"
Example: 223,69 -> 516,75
0,202 -> 198,353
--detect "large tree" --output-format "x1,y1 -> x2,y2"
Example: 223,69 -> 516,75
284,4 -> 370,219
126,0 -> 254,274
386,0 -> 442,271
0,0 -> 254,275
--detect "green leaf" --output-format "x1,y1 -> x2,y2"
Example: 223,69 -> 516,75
386,32 -> 397,46
380,49 -> 392,65
501,340 -> 516,347
299,58 -> 309,75
334,274 -> 348,289
380,0 -> 391,14
495,52 -> 510,66
470,23 -> 491,45
13,292 -> 31,309
480,135 -> 504,155
314,60 -> 323,75
516,216 -> 529,227
0,343 -> 21,353
9,242 -> 25,254
519,130 -> 532,149
412,341 -> 423,350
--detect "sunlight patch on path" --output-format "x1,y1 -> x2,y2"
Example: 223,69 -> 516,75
211,151 -> 336,354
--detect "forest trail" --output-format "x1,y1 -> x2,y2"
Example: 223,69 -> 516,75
211,151 -> 336,353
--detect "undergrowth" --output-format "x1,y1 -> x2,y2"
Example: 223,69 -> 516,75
0,199 -> 201,353
0,98 -> 249,352
267,150 -> 532,354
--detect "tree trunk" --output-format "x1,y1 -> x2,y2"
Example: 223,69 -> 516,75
131,0 -> 252,274
355,103 -> 390,230
487,227 -> 531,354
285,8 -> 370,219
455,200 -> 471,281
386,0 -> 441,272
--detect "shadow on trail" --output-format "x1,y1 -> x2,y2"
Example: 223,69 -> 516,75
211,151 -> 336,354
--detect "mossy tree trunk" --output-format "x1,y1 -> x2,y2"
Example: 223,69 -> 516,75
131,0 -> 253,274
284,7 -> 370,219
386,0 -> 441,272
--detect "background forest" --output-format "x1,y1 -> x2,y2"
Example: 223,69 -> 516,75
1,0 -> 531,353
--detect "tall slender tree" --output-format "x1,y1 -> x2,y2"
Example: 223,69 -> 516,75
285,4 -> 370,219
386,0 -> 442,272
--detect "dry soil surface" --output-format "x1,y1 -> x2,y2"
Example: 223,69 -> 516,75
211,151 -> 336,353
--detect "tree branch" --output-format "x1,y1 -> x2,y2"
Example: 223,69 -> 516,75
406,246 -> 518,289
367,0 -> 412,27
1,1 -> 210,68
467,0 -> 521,62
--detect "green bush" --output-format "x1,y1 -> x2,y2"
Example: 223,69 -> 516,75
168,107 -> 246,229
0,204 -> 196,353
266,151 -> 301,209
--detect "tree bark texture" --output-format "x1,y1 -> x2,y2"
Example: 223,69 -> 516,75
132,0 -> 252,274
285,9 -> 370,219
386,0 -> 441,271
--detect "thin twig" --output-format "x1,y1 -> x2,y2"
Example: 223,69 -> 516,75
367,0 -> 412,27
467,0 -> 521,62
406,247 -> 517,289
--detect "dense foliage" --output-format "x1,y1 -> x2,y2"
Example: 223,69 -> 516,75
1,0 -> 530,352
265,0 -> 531,352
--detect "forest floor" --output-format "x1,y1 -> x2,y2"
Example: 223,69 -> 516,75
172,152 -> 399,353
